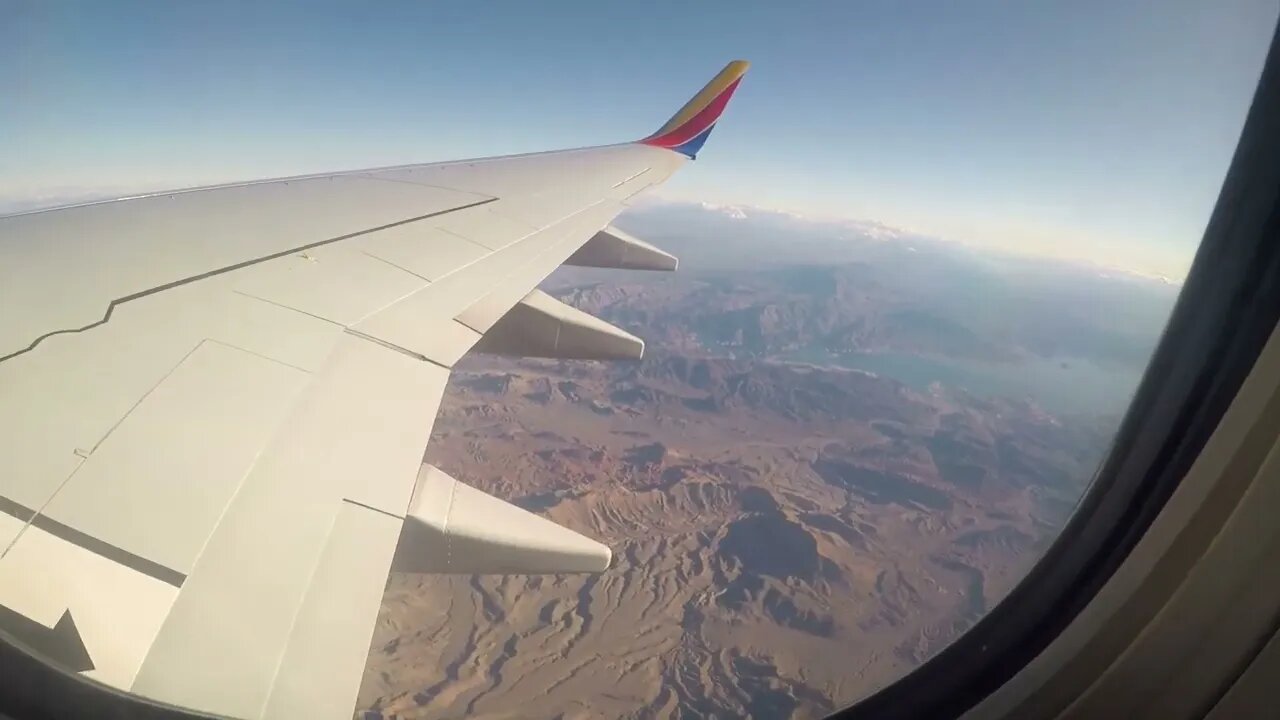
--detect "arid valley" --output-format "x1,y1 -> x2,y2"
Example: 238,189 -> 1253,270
356,203 -> 1172,719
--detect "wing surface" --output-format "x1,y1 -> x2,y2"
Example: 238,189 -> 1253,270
0,61 -> 748,719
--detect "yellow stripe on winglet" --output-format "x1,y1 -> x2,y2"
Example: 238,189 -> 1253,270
650,60 -> 751,138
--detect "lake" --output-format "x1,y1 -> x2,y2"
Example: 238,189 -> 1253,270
781,349 -> 1144,417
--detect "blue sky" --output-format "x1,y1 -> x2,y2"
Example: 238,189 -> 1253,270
2,1 -> 1276,278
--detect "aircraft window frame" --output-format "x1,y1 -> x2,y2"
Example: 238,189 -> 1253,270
2,21 -> 1279,720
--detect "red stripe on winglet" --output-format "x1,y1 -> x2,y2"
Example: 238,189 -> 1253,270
642,78 -> 744,148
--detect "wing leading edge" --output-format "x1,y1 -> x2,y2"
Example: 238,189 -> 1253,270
0,61 -> 749,719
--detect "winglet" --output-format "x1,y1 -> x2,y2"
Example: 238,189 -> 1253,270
641,60 -> 750,159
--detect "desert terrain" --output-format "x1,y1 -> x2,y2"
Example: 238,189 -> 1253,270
356,206 -> 1167,719
356,340 -> 1109,719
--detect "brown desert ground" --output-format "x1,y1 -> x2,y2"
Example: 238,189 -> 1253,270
356,344 -> 1107,718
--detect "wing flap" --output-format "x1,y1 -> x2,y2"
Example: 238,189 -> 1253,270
232,242 -> 429,327
0,515 -> 180,690
130,336 -> 447,718
352,201 -> 622,367
447,203 -> 623,334
357,223 -> 490,282
261,501 -> 402,720
0,286 -> 341,535
430,204 -> 539,251
39,340 -> 310,575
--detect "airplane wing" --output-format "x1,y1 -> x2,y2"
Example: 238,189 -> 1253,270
0,61 -> 749,719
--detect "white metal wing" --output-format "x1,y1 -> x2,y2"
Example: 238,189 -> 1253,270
0,61 -> 749,718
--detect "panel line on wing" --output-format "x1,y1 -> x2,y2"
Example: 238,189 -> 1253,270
611,167 -> 651,188
1,336 -> 207,558
89,341 -> 205,456
342,329 -> 451,370
436,224 -> 526,247
203,335 -> 319,375
233,290 -> 349,329
5,335 -> 310,583
357,251 -> 435,282
0,197 -> 500,366
357,175 -> 497,198
339,498 -> 402,521
253,506 -> 340,720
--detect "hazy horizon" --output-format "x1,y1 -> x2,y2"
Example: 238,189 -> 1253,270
5,0 -> 1277,279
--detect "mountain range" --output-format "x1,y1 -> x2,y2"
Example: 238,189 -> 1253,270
356,202 -> 1166,719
